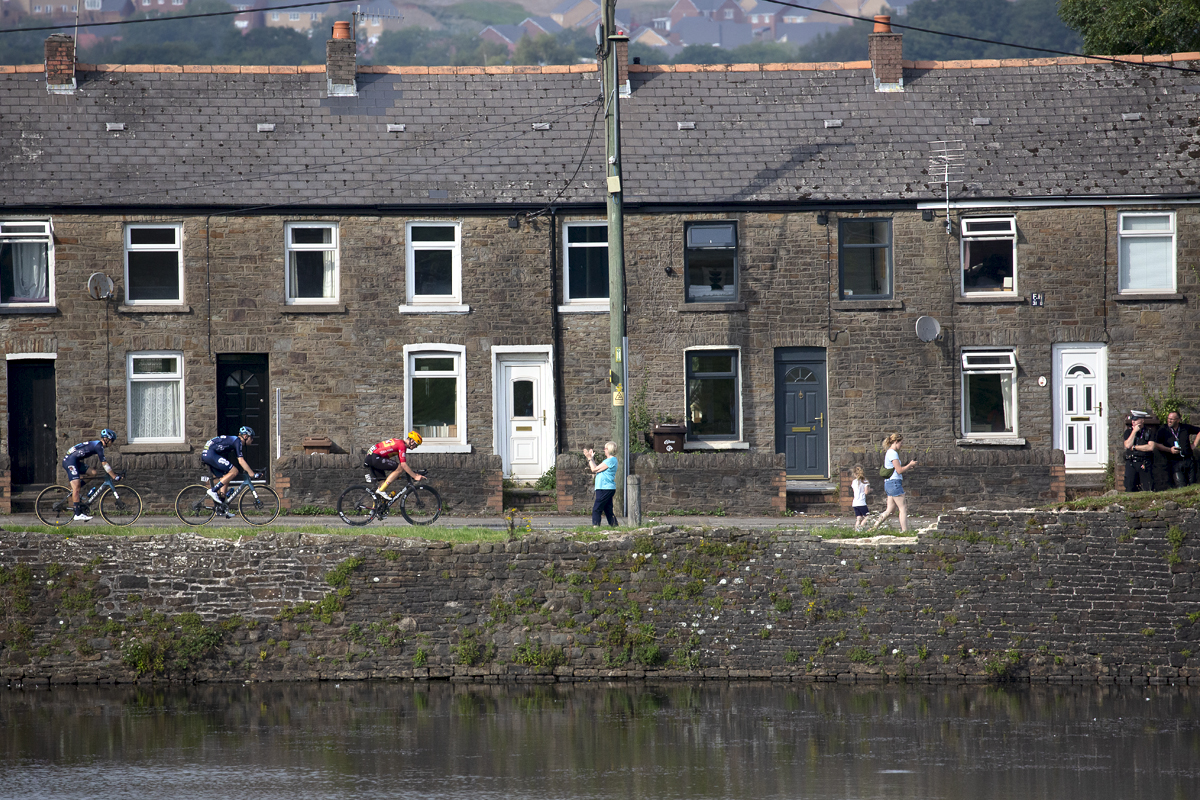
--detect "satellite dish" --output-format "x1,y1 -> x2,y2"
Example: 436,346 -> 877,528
915,315 -> 941,343
87,272 -> 114,300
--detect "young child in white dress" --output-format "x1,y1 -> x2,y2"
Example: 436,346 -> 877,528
851,465 -> 870,531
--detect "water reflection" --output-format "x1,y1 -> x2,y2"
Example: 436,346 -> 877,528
1,682 -> 1196,799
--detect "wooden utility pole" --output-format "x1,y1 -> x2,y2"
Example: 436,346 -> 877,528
601,0 -> 627,517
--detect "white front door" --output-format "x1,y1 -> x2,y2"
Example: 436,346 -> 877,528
1053,344 -> 1107,472
499,358 -> 552,482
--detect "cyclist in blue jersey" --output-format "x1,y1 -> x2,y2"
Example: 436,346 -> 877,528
202,426 -> 259,506
62,429 -> 119,521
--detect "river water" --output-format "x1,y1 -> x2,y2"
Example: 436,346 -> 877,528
1,682 -> 1196,799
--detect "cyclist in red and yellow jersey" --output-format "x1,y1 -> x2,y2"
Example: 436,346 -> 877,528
366,431 -> 424,498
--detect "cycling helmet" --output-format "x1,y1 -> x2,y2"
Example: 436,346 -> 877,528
100,429 -> 117,442
239,426 -> 256,437
406,431 -> 423,446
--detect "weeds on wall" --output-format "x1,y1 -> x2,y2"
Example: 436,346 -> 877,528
1142,362 -> 1196,423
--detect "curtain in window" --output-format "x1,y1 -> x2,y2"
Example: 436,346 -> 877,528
1120,236 -> 1172,290
10,242 -> 48,301
1000,373 -> 1013,432
289,251 -> 334,299
130,380 -> 180,439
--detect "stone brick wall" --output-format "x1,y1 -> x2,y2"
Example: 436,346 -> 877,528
1,509 -> 1197,685
556,451 -> 786,516
276,452 -> 503,514
838,448 -> 1067,513
630,451 -> 786,514
2,207 -> 1197,516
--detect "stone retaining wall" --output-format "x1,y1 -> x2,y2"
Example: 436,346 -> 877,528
0,508 -> 1197,685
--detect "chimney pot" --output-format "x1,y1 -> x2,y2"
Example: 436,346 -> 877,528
873,15 -> 891,33
332,21 -> 351,40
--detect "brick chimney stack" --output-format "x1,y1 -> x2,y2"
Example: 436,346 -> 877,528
867,15 -> 903,92
45,34 -> 76,95
327,21 -> 357,97
610,33 -> 630,96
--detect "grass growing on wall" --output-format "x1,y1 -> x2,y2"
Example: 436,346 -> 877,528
1050,484 -> 1200,512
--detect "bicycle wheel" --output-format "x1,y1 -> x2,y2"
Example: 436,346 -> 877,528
337,486 -> 378,526
99,485 -> 143,526
239,483 -> 280,526
175,484 -> 216,526
35,485 -> 74,528
400,484 -> 442,526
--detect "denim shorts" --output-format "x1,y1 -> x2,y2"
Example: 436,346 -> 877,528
883,478 -> 905,497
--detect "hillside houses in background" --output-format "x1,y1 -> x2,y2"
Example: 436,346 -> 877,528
483,0 -> 914,56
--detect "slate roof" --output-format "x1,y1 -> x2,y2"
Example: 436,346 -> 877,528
2,56 -> 1199,211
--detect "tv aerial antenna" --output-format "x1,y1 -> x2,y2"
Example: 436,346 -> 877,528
929,140 -> 965,234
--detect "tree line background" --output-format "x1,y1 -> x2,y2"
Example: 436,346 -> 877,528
0,0 -> 1196,67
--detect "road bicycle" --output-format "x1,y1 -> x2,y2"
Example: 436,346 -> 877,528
175,471 -> 280,526
35,474 -> 143,528
337,468 -> 442,526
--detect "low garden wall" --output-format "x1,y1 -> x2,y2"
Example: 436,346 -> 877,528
1,507 -> 1196,685
89,452 -> 503,515
838,448 -> 1067,513
274,453 -> 503,515
556,451 -> 787,516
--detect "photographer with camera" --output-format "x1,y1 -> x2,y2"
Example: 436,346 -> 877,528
1123,411 -> 1157,492
1154,411 -> 1197,489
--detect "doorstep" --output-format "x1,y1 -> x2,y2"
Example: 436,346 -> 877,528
787,480 -> 838,493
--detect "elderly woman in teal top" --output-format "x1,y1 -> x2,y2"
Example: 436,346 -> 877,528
583,441 -> 619,527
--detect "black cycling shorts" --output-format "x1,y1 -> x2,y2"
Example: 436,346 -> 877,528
364,453 -> 399,479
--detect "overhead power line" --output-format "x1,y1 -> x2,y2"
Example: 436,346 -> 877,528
765,0 -> 1200,75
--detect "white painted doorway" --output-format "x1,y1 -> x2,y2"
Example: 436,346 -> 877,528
493,349 -> 555,483
1052,344 -> 1108,472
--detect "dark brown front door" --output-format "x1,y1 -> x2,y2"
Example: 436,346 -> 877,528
8,359 -> 57,484
216,354 -> 269,476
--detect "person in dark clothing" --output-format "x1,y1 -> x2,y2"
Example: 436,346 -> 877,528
1154,411 -> 1197,489
1123,412 -> 1156,492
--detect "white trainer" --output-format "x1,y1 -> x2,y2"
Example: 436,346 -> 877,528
73,513 -> 93,521
206,488 -> 222,504
375,487 -> 391,499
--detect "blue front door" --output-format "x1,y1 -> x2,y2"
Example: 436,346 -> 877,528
775,349 -> 828,479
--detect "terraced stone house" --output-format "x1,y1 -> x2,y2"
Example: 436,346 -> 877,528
1,23 -> 1197,514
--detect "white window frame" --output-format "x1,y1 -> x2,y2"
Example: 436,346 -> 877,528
403,343 -> 470,453
84,0 -> 101,9
126,351 -> 186,444
682,345 -> 748,450
560,220 -> 609,312
1118,211 -> 1176,294
400,221 -> 468,314
684,220 -> 739,303
284,222 -> 339,304
961,348 -> 1019,439
0,219 -> 55,308
124,223 -> 183,305
960,216 -> 1017,296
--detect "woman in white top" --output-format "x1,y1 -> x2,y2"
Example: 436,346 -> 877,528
871,433 -> 918,532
